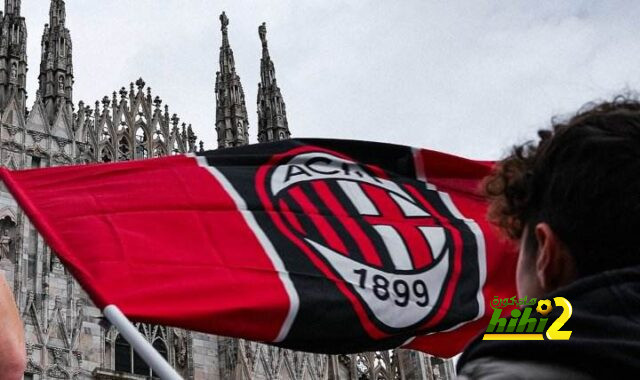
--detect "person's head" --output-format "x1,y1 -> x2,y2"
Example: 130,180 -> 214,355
484,95 -> 640,298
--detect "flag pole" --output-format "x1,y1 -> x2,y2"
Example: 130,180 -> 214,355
103,305 -> 183,380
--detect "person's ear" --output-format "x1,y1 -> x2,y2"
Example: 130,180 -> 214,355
533,223 -> 575,293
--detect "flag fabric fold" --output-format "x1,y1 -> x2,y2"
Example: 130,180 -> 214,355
0,138 -> 516,357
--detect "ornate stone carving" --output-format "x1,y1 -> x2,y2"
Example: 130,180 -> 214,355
4,124 -> 18,138
25,344 -> 43,375
51,252 -> 65,272
73,350 -> 83,366
29,130 -> 46,143
54,137 -> 69,149
46,365 -> 70,379
46,347 -> 71,379
173,330 -> 188,368
0,228 -> 10,260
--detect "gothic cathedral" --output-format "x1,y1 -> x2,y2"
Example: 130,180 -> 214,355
0,1 -> 453,379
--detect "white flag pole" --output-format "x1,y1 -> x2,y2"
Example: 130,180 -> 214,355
103,305 -> 183,380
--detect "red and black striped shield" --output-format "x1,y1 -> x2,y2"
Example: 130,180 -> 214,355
251,143 -> 487,350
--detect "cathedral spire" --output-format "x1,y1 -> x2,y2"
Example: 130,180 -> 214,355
4,0 -> 20,16
48,0 -> 66,26
39,0 -> 73,125
220,12 -> 230,60
257,22 -> 290,143
215,12 -> 249,148
0,0 -> 27,112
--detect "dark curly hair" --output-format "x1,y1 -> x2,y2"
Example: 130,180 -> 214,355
484,95 -> 640,276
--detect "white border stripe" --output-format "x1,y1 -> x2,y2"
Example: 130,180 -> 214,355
438,191 -> 487,323
411,148 -> 487,325
191,154 -> 299,342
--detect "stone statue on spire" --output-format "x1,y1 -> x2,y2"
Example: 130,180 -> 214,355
215,11 -> 250,148
256,21 -> 290,143
259,22 -> 267,48
220,11 -> 229,31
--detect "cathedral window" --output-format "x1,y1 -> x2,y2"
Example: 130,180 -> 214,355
118,137 -> 131,161
114,333 -> 152,377
267,130 -> 273,140
133,346 -> 150,376
279,131 -> 286,140
114,326 -> 168,378
151,339 -> 169,377
153,339 -> 168,359
59,37 -> 65,56
101,148 -> 113,163
114,335 -> 131,373
135,128 -> 149,158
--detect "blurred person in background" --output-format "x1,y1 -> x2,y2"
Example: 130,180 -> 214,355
0,271 -> 25,380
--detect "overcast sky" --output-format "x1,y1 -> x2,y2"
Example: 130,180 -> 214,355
19,0 -> 640,159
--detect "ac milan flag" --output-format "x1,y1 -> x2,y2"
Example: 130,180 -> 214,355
0,139 -> 516,357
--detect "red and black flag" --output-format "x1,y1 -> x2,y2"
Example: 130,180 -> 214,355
0,139 -> 516,357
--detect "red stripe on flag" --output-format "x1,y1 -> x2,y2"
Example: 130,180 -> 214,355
0,156 -> 292,342
311,181 -> 383,267
288,186 -> 348,255
279,198 -> 305,234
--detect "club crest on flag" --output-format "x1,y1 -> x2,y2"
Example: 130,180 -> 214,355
255,146 -> 484,338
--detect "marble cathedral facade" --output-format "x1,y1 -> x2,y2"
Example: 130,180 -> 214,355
0,1 -> 453,379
